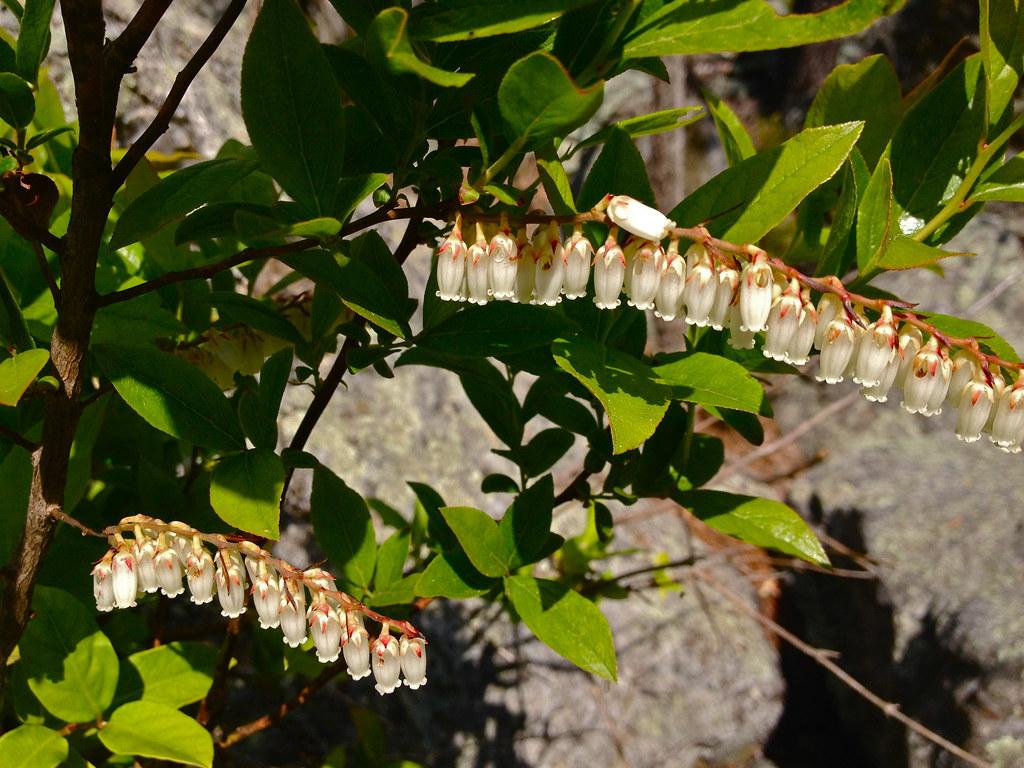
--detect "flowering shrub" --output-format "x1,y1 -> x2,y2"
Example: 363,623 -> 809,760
0,0 -> 1021,766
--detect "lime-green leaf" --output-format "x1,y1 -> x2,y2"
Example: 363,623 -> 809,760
653,352 -> 767,414
669,122 -> 863,243
552,335 -> 670,454
310,467 -> 377,591
99,701 -> 214,768
210,449 -> 284,539
366,7 -> 473,87
0,348 -> 49,406
110,158 -> 258,249
817,152 -> 867,277
119,642 -> 217,709
856,157 -> 895,274
917,312 -> 1019,364
498,51 -> 603,144
440,506 -> 509,577
981,0 -> 1024,124
624,0 -> 902,58
411,0 -> 600,42
572,106 -> 705,156
499,475 -> 554,569
374,530 -> 410,589
0,725 -> 67,768
242,0 -> 346,215
416,551 -> 496,598
505,575 -> 617,680
15,0 -> 55,83
418,303 -> 573,357
0,72 -> 34,128
870,237 -> 972,272
682,490 -> 829,566
93,343 -> 244,450
20,587 -> 119,722
703,89 -> 755,166
971,155 -> 1024,202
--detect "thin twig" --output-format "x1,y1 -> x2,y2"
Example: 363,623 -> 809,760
48,507 -> 105,538
197,616 -> 241,726
31,241 -> 60,304
105,0 -> 175,80
693,569 -> 992,768
0,424 -> 38,451
110,0 -> 249,191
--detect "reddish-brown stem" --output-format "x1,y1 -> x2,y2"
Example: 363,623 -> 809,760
0,424 -> 38,452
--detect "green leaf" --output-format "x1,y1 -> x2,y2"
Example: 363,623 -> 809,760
0,725 -> 67,768
536,141 -> 577,215
578,126 -> 655,210
624,0 -> 903,58
411,0 -> 599,41
515,428 -> 574,477
99,701 -> 214,768
15,0 -> 54,83
869,237 -> 971,272
93,343 -> 245,450
0,347 -> 48,405
856,156 -> 895,274
310,467 -> 377,591
250,348 -> 292,450
416,551 -> 496,598
110,158 -> 257,249
682,490 -> 829,566
805,54 -> 902,168
703,89 -> 755,166
366,7 -> 473,87
498,51 -> 603,144
0,72 -> 34,128
418,303 -> 573,357
20,587 -> 119,722
25,125 -> 73,150
917,312 -> 1019,364
499,475 -> 554,569
653,352 -> 766,414
440,506 -> 509,577
210,449 -> 284,539
669,122 -> 864,243
572,106 -> 705,156
365,574 -> 418,608
201,291 -> 304,345
817,154 -> 864,277
971,155 -> 1024,202
92,294 -> 185,346
482,473 -> 519,494
242,0 -> 346,215
0,447 -> 31,564
120,642 -> 217,709
981,0 -> 1024,124
505,575 -> 617,680
552,335 -> 670,455
374,530 -> 410,589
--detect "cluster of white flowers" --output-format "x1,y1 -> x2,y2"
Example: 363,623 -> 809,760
91,520 -> 426,695
435,195 -> 1024,451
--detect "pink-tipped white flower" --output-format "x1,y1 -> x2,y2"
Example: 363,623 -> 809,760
654,242 -> 686,321
533,223 -> 565,306
853,306 -> 897,387
279,577 -> 307,648
709,266 -> 739,331
815,316 -> 856,384
435,221 -> 467,302
985,370 -> 1007,433
134,536 -> 160,595
894,325 -> 924,389
562,226 -> 592,299
167,527 -> 192,562
786,292 -> 817,366
738,252 -> 774,332
155,542 -> 185,598
215,549 -> 247,619
902,337 -> 946,415
465,223 -> 491,305
371,633 -> 402,695
763,281 -> 803,362
92,553 -> 115,612
989,379 -> 1024,452
956,377 -> 995,443
924,348 -> 953,416
185,543 -> 216,606
604,195 -> 674,241
626,241 -> 662,311
309,598 -> 343,663
682,248 -> 717,327
947,351 -> 980,407
860,353 -> 900,403
252,564 -> 282,630
513,230 -> 537,304
488,224 -> 519,300
343,612 -> 372,681
813,293 -> 843,350
593,233 -> 626,309
728,304 -> 756,350
111,544 -> 138,609
400,636 -> 427,689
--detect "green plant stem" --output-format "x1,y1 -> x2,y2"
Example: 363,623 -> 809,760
472,136 -> 526,190
913,110 -> 1024,242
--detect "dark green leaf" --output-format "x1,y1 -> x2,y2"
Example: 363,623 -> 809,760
505,575 -> 617,680
365,574 -> 418,608
459,364 -> 524,447
242,0 -> 346,215
210,449 -> 284,539
411,0 -> 599,42
441,506 -> 510,577
703,89 -> 755,166
119,642 -> 216,709
92,294 -> 185,346
499,474 -> 554,569
552,335 -> 670,454
25,125 -> 72,150
917,312 -> 1019,363
870,237 -> 972,272
653,352 -> 767,414
572,106 -> 705,156
816,154 -> 864,277
0,72 -> 34,128
99,701 -> 213,768
0,725 -> 67,768
366,7 -> 473,87
201,292 -> 304,345
0,347 -> 48,405
93,343 -> 245,450
981,0 -> 1024,124
536,141 -> 577,215
15,0 -> 54,83
518,428 -> 574,477
311,467 -> 377,590
254,348 -> 292,449
418,303 -> 573,357
416,550 -> 496,598
856,157 -> 895,274
578,126 -> 655,210
374,530 -> 409,589
704,404 -> 764,446
482,473 -> 519,494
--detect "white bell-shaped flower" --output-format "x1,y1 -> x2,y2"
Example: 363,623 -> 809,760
813,293 -> 843,350
708,266 -> 739,331
343,612 -> 372,681
303,567 -> 337,595
985,370 -> 1006,433
894,325 -> 924,388
861,353 -> 901,403
682,248 -> 717,327
435,220 -> 467,302
625,241 -> 662,310
604,195 -> 674,241
562,227 -> 593,299
738,252 -> 774,332
763,280 -> 803,362
400,636 -> 427,689
852,306 -> 897,387
465,223 -> 491,305
488,224 -> 519,300
252,564 -> 282,629
989,380 -> 1024,452
371,633 -> 403,695
279,577 -> 308,648
155,543 -> 185,598
167,527 -> 192,562
654,242 -> 686,321
947,350 -> 980,407
815,316 -> 856,383
902,337 -> 945,415
134,536 -> 160,595
533,223 -> 565,306
727,304 -> 756,349
956,377 -> 995,442
785,292 -> 817,365
923,349 -> 952,416
593,233 -> 626,309
309,598 -> 343,663
92,552 -> 115,612
112,544 -> 138,609
513,232 -> 537,304
215,549 -> 247,619
185,543 -> 216,605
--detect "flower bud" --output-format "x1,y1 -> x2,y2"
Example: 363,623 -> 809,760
279,576 -> 308,648
852,306 -> 897,388
533,223 -> 565,306
488,223 -> 518,300
955,377 -> 995,443
815,316 -> 856,383
185,542 -> 216,606
763,281 -> 802,362
465,223 -> 491,305
92,552 -> 115,612
562,227 -> 593,299
400,636 -> 427,689
371,633 -> 403,695
989,379 -> 1024,452
592,233 -> 625,309
435,222 -> 467,302
626,242 -> 662,311
902,337 -> 945,415
739,253 -> 774,332
112,544 -> 138,609
813,293 -> 843,350
215,549 -> 247,619
604,195 -> 674,241
727,304 -> 756,350
155,542 -> 185,598
343,612 -> 372,681
309,598 -> 343,663
682,248 -> 717,327
654,243 -> 686,321
708,266 -> 739,331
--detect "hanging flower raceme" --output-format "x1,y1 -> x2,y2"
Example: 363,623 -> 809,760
90,517 -> 427,696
